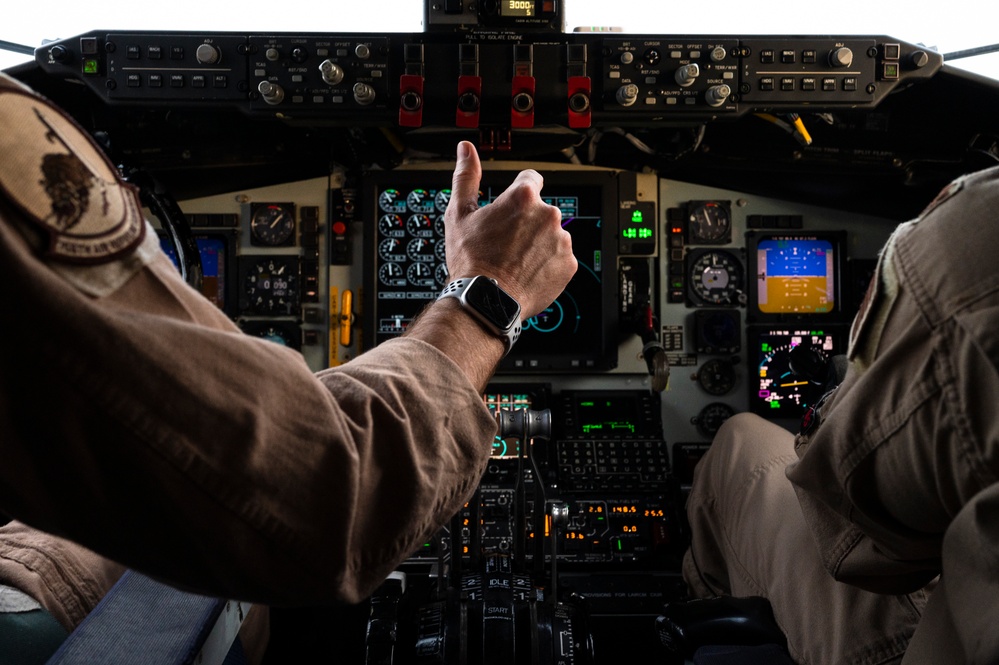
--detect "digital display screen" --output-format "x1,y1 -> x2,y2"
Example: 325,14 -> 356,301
160,234 -> 230,312
755,236 -> 835,314
750,327 -> 842,418
575,396 -> 642,437
561,390 -> 660,439
498,0 -> 555,17
501,0 -> 536,16
363,170 -> 618,372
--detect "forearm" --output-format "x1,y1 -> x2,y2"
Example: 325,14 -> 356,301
403,297 -> 506,393
1,216 -> 494,604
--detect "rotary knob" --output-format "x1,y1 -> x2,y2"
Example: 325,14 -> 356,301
257,80 -> 285,105
705,84 -> 731,107
829,47 -> 853,68
675,63 -> 700,87
195,43 -> 221,65
353,82 -> 376,105
615,83 -> 639,107
319,59 -> 345,86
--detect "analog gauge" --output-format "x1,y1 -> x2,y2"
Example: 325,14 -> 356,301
378,189 -> 407,213
696,358 -> 737,396
435,189 -> 452,213
258,327 -> 291,345
688,249 -> 743,306
242,257 -> 299,315
406,237 -> 436,263
434,215 -> 446,237
407,188 -> 435,213
378,262 -> 405,287
406,214 -> 434,237
694,309 -> 742,354
249,203 -> 296,247
688,201 -> 731,244
435,262 -> 449,286
407,262 -> 434,287
435,238 -> 447,263
692,402 -> 735,438
239,321 -> 302,350
378,237 -> 406,262
378,214 -> 405,237
755,331 -> 835,417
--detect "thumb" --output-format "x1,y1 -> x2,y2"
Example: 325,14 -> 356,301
449,141 -> 482,217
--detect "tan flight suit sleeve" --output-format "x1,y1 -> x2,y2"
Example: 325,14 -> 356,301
0,71 -> 494,608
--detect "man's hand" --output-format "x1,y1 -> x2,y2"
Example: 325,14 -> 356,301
402,142 -> 578,391
444,141 -> 577,319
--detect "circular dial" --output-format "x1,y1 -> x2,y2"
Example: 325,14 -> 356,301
406,214 -> 434,237
378,214 -> 405,237
435,262 -> 449,286
255,326 -> 292,346
249,203 -> 295,246
434,188 -> 452,213
696,358 -> 737,396
407,262 -> 434,287
688,201 -> 731,243
695,310 -> 741,354
406,237 -> 436,263
378,262 -> 405,287
243,258 -> 299,315
378,188 -> 407,213
378,237 -> 406,263
693,402 -> 736,438
239,322 -> 301,350
756,334 -> 834,416
407,188 -> 435,213
688,249 -> 743,306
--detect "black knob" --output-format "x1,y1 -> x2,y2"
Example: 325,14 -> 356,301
400,91 -> 422,112
568,92 -> 590,114
512,92 -> 534,113
829,46 -> 853,68
458,91 -> 480,113
49,45 -> 70,63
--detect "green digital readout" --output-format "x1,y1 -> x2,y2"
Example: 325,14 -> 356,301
577,399 -> 637,435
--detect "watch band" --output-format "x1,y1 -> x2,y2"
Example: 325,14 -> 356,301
438,276 -> 522,353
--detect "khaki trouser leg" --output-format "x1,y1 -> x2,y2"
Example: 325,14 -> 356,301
682,413 -> 927,665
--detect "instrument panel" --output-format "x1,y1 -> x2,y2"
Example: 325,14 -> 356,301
12,17 -> 999,663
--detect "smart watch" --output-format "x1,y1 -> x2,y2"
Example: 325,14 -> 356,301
438,276 -> 523,353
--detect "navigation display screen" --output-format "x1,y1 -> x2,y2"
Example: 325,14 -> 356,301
363,169 -> 619,372
749,327 -> 843,418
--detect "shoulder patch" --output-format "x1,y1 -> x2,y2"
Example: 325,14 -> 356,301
0,87 -> 144,264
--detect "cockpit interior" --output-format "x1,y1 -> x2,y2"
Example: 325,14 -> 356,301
4,1 -> 999,662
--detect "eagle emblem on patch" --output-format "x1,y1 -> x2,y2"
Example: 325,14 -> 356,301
0,87 -> 144,263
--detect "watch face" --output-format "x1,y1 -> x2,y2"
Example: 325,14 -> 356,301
465,277 -> 521,331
